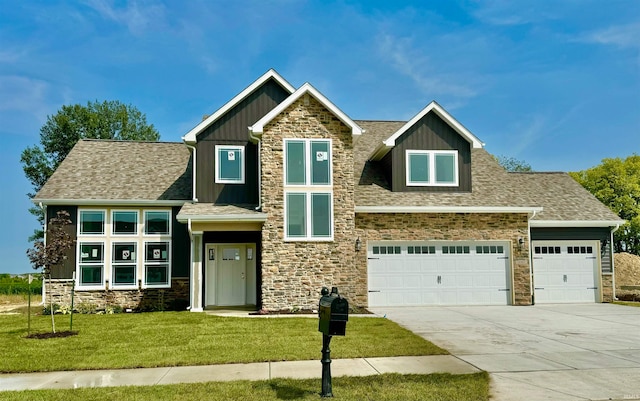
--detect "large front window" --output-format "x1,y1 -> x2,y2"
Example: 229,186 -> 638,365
215,145 -> 245,184
76,208 -> 172,290
284,139 -> 333,240
406,150 -> 458,186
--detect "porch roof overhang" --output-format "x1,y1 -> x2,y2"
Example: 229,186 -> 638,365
355,205 -> 543,215
529,219 -> 625,228
176,203 -> 267,223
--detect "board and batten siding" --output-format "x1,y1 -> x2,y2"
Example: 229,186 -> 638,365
45,205 -> 78,279
383,111 -> 472,193
195,78 -> 291,204
531,227 -> 613,273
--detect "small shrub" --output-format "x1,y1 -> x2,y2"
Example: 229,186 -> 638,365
105,305 -> 123,314
42,303 -> 60,315
76,302 -> 98,314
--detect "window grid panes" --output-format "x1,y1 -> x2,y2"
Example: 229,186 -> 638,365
79,242 -> 104,286
79,210 -> 105,235
144,241 -> 170,286
145,211 -> 170,235
112,211 -> 138,235
406,150 -> 458,187
112,243 -> 136,286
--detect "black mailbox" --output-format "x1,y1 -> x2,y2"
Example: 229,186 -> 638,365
318,287 -> 349,336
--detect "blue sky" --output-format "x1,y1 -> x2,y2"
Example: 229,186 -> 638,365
1,0 -> 638,274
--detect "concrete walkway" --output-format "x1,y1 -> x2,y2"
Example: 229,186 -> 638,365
0,355 -> 479,392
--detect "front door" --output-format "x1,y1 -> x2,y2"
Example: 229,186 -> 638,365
206,244 -> 247,306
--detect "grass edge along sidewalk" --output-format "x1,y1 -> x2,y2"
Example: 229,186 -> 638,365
1,311 -> 447,373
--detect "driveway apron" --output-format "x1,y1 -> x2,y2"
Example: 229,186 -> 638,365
371,304 -> 640,401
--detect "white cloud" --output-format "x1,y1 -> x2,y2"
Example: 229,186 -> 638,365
580,23 -> 640,49
376,33 -> 477,99
84,0 -> 166,35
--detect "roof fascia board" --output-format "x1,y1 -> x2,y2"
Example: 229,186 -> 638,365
34,199 -> 187,206
182,69 -> 295,144
249,82 -> 363,137
530,220 -> 625,228
355,206 -> 543,214
176,213 -> 268,223
369,101 -> 484,161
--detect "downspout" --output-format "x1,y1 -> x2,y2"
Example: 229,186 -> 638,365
39,202 -> 47,306
248,127 -> 262,211
185,144 -> 198,202
528,209 -> 538,305
187,218 -> 194,310
610,223 -> 621,301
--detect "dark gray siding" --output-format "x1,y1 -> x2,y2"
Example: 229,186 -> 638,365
531,227 -> 613,273
46,205 -> 78,279
388,111 -> 472,192
196,78 -> 291,204
171,206 -> 190,278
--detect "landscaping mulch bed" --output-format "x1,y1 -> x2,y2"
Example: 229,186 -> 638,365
26,331 -> 78,340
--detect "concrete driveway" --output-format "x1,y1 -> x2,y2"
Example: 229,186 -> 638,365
370,304 -> 640,401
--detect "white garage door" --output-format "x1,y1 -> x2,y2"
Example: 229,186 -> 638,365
532,241 -> 600,303
368,242 -> 511,307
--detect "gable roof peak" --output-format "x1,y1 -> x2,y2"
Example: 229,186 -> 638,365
249,82 -> 363,138
369,101 -> 484,161
182,69 -> 295,144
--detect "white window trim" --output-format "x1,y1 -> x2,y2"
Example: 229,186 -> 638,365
111,242 -> 138,289
77,241 -> 105,290
283,138 -> 332,187
215,145 -> 245,184
78,209 -> 106,236
111,210 -> 139,236
143,240 -> 172,288
406,150 -> 459,187
284,191 -> 334,241
144,209 -> 172,236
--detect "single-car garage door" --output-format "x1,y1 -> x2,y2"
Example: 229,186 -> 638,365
532,241 -> 600,303
368,241 -> 512,307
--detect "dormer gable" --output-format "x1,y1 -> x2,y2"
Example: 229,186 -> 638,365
249,82 -> 363,140
182,69 -> 295,144
367,101 -> 484,193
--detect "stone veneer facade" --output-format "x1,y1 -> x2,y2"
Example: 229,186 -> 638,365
45,278 -> 190,311
259,96 -> 357,311
355,212 -> 532,306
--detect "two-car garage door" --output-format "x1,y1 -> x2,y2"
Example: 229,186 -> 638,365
368,241 -> 512,307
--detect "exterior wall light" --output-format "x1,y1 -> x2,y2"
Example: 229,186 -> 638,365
355,237 -> 362,252
517,237 -> 524,250
601,238 -> 608,256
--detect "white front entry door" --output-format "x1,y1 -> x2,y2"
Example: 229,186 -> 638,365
206,244 -> 248,306
532,241 -> 600,303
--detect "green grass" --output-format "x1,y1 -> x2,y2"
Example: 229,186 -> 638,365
614,301 -> 640,307
0,312 -> 446,373
0,372 -> 490,401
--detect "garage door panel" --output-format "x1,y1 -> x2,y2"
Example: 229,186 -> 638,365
368,241 -> 511,307
533,241 -> 599,304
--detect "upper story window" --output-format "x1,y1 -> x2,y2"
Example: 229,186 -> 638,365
285,139 -> 331,185
112,210 -> 138,235
406,150 -> 458,187
215,145 -> 245,184
79,210 -> 105,235
144,211 -> 170,235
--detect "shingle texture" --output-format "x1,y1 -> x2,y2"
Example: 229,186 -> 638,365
34,140 -> 192,201
354,120 -> 622,223
177,203 -> 265,219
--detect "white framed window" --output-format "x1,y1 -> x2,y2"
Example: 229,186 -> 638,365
406,150 -> 459,186
284,139 -> 331,186
79,210 -> 105,235
144,210 -> 171,235
112,242 -> 137,288
112,210 -> 138,235
144,241 -> 170,286
215,145 -> 245,184
78,242 -> 104,288
284,192 -> 333,240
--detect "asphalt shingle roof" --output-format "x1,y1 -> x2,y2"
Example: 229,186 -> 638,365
34,140 -> 192,202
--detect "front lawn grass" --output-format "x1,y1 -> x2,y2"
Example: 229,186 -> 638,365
0,372 -> 490,401
0,312 -> 446,373
614,301 -> 640,307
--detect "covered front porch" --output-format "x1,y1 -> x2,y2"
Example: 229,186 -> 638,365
177,203 -> 266,312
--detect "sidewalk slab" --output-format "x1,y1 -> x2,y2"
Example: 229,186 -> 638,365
45,367 -> 171,389
366,355 -> 479,375
458,353 -> 572,373
270,358 -> 378,379
158,363 -> 270,384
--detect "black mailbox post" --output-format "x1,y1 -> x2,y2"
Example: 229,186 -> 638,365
318,286 -> 349,397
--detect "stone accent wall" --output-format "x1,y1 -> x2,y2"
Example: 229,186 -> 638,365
601,274 -> 613,302
355,213 -> 532,306
45,278 -> 190,311
260,95 -> 357,311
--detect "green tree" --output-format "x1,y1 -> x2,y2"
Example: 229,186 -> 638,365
495,155 -> 532,172
21,100 -> 160,240
569,155 -> 640,255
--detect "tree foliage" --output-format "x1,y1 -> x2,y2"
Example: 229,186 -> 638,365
495,155 -> 532,172
569,155 -> 640,255
21,100 -> 160,240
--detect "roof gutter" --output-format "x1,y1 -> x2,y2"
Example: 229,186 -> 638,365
529,220 -> 625,228
33,199 -> 187,207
